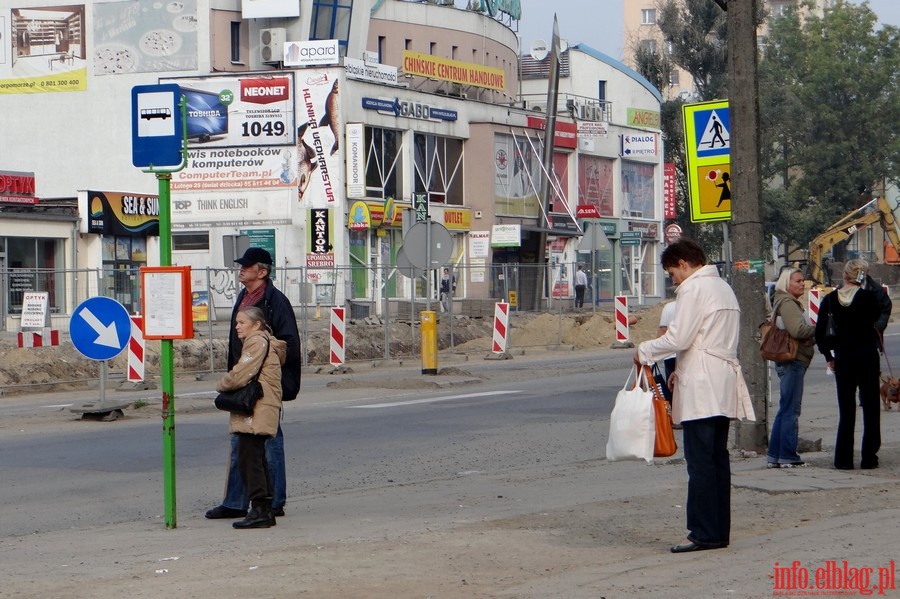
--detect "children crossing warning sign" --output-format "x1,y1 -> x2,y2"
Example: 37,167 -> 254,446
683,100 -> 731,223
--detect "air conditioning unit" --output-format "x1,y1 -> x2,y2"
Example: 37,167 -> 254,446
260,28 -> 286,64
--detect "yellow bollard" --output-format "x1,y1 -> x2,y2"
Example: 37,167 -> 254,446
315,302 -> 321,320
420,310 -> 438,375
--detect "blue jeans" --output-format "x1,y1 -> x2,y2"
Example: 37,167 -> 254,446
767,361 -> 807,465
222,424 -> 285,510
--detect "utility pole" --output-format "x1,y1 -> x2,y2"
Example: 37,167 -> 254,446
727,0 -> 768,452
533,15 -> 561,312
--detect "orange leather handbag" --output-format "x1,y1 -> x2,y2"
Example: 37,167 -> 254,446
644,365 -> 677,458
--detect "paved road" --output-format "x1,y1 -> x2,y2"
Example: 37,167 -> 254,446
1,333 -> 899,597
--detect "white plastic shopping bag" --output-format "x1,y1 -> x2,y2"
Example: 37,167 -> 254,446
606,365 -> 656,463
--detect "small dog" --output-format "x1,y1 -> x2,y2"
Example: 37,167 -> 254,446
880,375 -> 900,411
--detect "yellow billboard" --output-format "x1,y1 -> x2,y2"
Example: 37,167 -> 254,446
402,51 -> 506,92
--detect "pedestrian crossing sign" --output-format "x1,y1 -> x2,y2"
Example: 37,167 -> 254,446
682,100 -> 731,223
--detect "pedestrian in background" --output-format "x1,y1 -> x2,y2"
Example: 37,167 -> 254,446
574,264 -> 588,308
815,259 -> 884,470
206,247 -> 301,520
766,268 -> 816,469
635,238 -> 755,553
440,267 -> 456,313
216,306 -> 285,529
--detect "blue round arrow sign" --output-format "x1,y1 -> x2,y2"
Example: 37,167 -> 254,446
70,297 -> 132,361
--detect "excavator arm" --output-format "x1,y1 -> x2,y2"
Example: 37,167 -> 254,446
807,197 -> 900,286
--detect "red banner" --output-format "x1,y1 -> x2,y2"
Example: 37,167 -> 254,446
664,162 -> 677,219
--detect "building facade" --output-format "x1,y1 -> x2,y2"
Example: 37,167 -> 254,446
0,0 -> 664,328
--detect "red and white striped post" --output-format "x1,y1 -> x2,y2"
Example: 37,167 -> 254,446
128,316 -> 146,382
16,328 -> 59,348
330,307 -> 346,366
615,295 -> 630,342
808,288 -> 821,326
492,301 -> 510,354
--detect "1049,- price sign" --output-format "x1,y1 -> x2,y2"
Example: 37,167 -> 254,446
161,74 -> 296,148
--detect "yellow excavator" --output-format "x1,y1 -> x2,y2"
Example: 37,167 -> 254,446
807,196 -> 900,288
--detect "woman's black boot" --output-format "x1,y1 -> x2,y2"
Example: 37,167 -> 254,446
233,498 -> 273,529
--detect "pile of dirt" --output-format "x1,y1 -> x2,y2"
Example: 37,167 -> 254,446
0,305 -> 667,393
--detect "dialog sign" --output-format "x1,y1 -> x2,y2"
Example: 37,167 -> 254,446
132,84 -> 184,168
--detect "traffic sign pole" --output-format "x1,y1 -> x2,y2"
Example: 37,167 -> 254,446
136,90 -> 188,529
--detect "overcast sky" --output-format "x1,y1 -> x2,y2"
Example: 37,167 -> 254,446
515,0 -> 900,62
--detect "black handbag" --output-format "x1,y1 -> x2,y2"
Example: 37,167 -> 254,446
651,362 -> 673,402
214,337 -> 269,416
825,311 -> 838,340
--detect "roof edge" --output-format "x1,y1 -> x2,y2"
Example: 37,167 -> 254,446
570,43 -> 663,104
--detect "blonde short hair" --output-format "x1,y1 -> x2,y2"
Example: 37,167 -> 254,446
774,268 -> 802,294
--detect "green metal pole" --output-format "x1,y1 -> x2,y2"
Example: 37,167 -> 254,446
158,171 -> 176,529
144,93 -> 187,530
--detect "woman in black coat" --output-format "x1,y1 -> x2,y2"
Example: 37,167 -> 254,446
814,260 -> 883,470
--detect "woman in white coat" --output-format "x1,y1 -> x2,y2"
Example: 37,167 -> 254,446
635,239 -> 755,553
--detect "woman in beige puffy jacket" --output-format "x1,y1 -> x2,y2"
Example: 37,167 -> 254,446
216,306 -> 286,529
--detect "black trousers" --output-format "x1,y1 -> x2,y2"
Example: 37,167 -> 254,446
682,416 -> 731,546
833,348 -> 881,468
236,433 -> 272,503
574,284 -> 586,307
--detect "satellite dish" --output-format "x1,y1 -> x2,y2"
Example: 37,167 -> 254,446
559,39 -> 569,53
530,39 -> 549,61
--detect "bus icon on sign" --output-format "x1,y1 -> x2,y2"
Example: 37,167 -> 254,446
141,107 -> 171,120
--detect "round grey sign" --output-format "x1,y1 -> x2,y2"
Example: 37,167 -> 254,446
396,245 -> 425,279
403,221 -> 453,270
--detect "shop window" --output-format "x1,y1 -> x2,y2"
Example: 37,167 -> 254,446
641,246 -> 658,296
365,126 -> 403,200
413,133 -> 464,206
5,236 -> 65,315
548,152 -> 570,213
101,235 -> 147,314
494,132 -> 543,218
621,161 -> 656,220
173,232 -> 210,251
578,155 -> 615,217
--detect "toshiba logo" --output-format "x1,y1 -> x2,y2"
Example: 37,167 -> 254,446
241,78 -> 290,104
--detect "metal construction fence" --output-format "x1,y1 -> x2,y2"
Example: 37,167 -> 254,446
1,261 -> 646,330
1,263 -> 647,374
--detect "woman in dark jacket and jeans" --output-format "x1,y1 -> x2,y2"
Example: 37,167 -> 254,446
815,260 -> 883,470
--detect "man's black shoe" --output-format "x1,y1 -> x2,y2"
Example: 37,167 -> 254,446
205,505 -> 247,519
670,540 -> 727,553
272,506 -> 285,517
